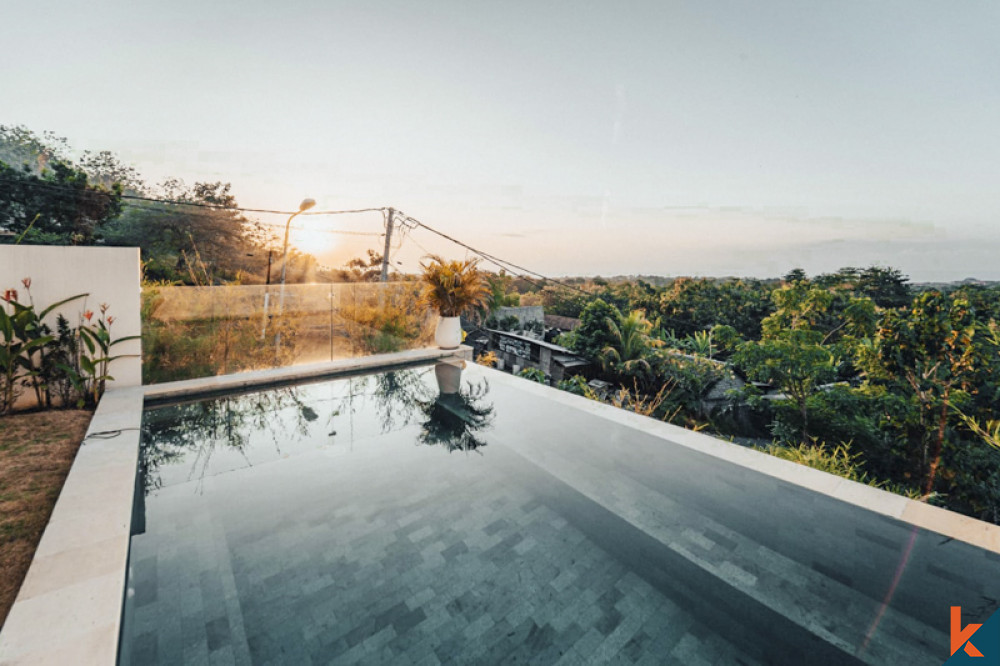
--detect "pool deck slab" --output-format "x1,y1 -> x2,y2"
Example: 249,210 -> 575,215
0,386 -> 142,666
2,345 -> 999,665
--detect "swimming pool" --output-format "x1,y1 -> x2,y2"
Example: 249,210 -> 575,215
119,361 -> 1000,664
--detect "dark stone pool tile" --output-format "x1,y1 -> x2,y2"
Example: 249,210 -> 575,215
205,616 -> 231,652
484,518 -> 510,536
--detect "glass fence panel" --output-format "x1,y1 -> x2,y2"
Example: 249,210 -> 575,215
142,283 -> 434,383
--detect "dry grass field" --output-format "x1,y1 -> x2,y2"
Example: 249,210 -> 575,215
0,410 -> 92,628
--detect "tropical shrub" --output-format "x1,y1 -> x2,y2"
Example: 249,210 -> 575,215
755,441 -> 918,497
0,280 -> 134,413
556,375 -> 592,397
517,367 -> 547,384
650,352 -> 725,423
475,351 -> 498,368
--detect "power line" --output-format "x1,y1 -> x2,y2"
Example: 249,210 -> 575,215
396,212 -> 593,297
3,174 -> 593,297
391,215 -> 704,332
0,176 -> 387,217
2,175 -> 580,290
0,177 -> 387,237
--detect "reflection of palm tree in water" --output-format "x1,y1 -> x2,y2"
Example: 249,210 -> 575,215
371,369 -> 433,432
369,366 -> 496,452
418,379 -> 495,453
141,386 -> 319,495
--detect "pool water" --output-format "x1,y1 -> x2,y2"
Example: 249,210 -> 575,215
120,362 -> 1000,664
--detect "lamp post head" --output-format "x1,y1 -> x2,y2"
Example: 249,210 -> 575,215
299,198 -> 316,212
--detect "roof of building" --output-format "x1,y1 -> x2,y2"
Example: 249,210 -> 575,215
488,328 -> 576,353
552,354 -> 589,368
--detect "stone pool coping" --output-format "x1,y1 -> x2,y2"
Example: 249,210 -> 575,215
2,346 -> 997,664
0,346 -> 471,666
480,366 -> 1000,555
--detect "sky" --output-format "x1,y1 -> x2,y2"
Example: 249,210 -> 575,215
3,1 -> 999,281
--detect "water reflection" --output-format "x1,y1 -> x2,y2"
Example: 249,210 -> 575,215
140,363 -> 495,495
417,379 -> 494,452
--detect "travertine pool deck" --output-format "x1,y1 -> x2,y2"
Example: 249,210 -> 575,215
1,345 -> 998,665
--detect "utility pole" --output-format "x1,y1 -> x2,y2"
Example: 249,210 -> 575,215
261,250 -> 273,339
380,207 -> 394,282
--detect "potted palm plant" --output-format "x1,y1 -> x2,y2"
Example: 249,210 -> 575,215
420,255 -> 489,349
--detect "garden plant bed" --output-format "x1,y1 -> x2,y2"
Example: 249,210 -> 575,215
0,409 -> 92,628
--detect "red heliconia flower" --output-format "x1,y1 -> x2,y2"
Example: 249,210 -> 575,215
83,310 -> 94,322
21,277 -> 31,290
100,303 -> 109,314
107,316 -> 115,325
3,289 -> 18,303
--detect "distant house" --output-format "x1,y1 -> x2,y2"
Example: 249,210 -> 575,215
485,329 -> 589,384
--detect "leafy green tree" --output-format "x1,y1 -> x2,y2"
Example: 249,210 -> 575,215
812,266 -> 859,290
858,291 -> 989,495
857,266 -> 911,309
103,180 -> 270,283
948,284 -> 1000,325
736,332 -> 838,443
570,298 -> 622,362
0,125 -> 124,245
710,324 -> 742,357
783,268 -> 808,283
536,283 -> 596,318
77,150 -> 145,194
0,124 -> 72,172
812,265 -> 910,310
658,277 -> 774,339
486,272 -> 521,311
0,160 -> 122,244
735,284 -> 841,443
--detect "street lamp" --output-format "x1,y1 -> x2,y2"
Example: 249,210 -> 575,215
279,198 -> 316,309
266,198 -> 315,348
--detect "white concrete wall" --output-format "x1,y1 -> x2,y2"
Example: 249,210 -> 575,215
495,305 -> 545,325
0,246 -> 142,391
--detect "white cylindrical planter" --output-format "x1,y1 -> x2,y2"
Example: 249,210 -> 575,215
434,362 -> 463,394
434,316 -> 462,349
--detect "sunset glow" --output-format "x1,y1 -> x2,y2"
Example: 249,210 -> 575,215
290,225 -> 338,259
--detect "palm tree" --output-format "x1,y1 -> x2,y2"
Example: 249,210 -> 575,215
601,309 -> 661,380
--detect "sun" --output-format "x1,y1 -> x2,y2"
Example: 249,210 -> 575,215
291,226 -> 337,258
